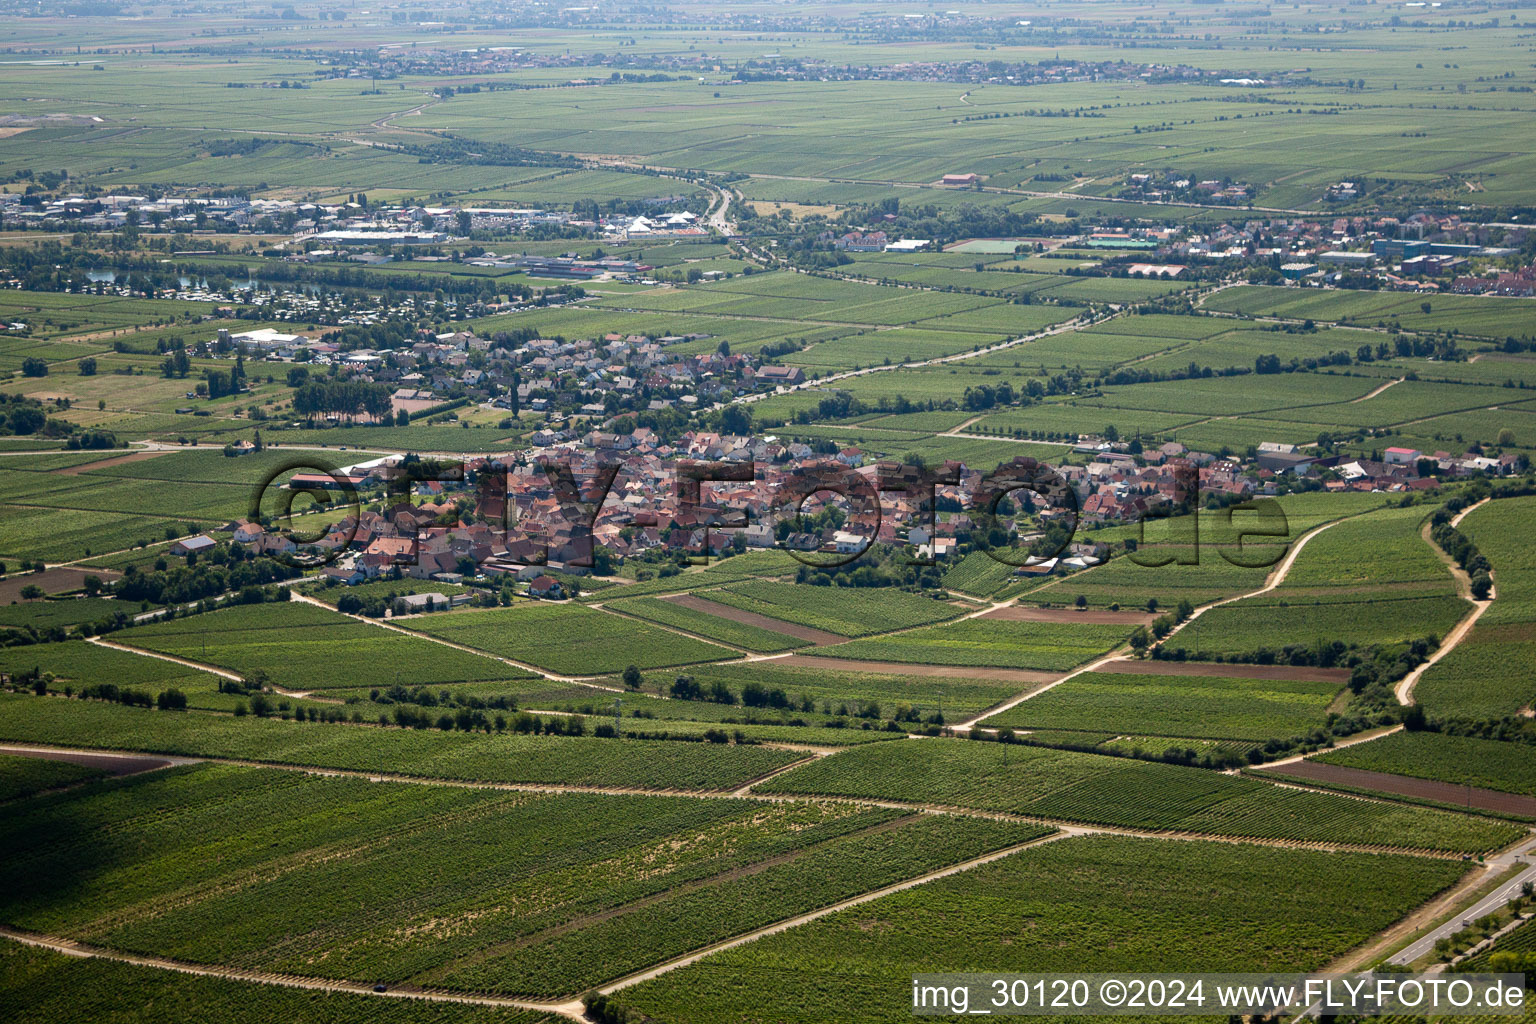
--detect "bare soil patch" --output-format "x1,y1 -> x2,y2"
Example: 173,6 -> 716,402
1095,659 -> 1352,683
0,567 -> 120,602
52,450 -> 171,475
665,594 -> 845,646
1259,761 -> 1536,818
0,745 -> 176,777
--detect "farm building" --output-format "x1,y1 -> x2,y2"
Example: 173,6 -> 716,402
755,365 -> 806,386
169,535 -> 216,556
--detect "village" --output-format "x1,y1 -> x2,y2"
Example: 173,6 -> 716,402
198,416 -> 1524,606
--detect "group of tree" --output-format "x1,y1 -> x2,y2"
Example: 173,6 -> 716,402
116,551 -> 300,607
291,378 -> 393,424
381,703 -> 586,734
1430,508 -> 1493,599
0,393 -> 117,449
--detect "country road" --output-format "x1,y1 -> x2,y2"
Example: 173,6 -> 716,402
955,513 -> 1353,732
1395,497 -> 1495,706
1389,835 -> 1536,966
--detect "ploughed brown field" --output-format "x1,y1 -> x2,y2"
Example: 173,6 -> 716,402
1259,760 -> 1536,818
1094,659 -> 1353,683
663,594 -> 846,646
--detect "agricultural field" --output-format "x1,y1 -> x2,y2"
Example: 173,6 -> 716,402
982,670 -> 1342,742
1074,372 -> 1380,421
1203,287 -> 1536,341
815,617 -> 1132,672
405,603 -> 734,675
596,659 -> 1019,726
573,550 -> 802,602
940,550 -> 1027,598
0,944 -> 558,1024
616,836 -> 1467,1024
1460,495 -> 1536,629
1170,592 -> 1471,658
0,761 -> 1045,997
0,694 -> 803,791
0,596 -> 133,633
1315,732 -> 1536,798
116,601 -> 524,690
1017,491 -> 1394,611
758,738 -> 1522,853
0,639 -> 314,714
0,751 -> 105,802
299,578 -> 475,610
704,581 -> 965,638
1167,501 -> 1470,659
11,2 -> 1536,1018
0,449 -> 310,564
600,595 -> 809,653
1413,622 -> 1536,722
1266,504 -> 1453,595
1134,326 -> 1371,376
784,326 -> 1004,372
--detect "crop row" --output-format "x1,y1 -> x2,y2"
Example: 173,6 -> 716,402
119,602 -> 518,689
405,603 -> 734,676
982,670 -> 1340,742
0,944 -> 548,1024
572,549 -> 801,603
0,752 -> 104,802
419,814 -> 1044,997
0,695 -> 803,791
1172,593 -> 1471,657
817,618 -> 1130,671
616,834 -> 1467,1024
708,581 -> 965,637
1317,731 -> 1536,797
757,739 -> 1523,853
1419,495 -> 1536,717
2,760 -> 1042,999
602,596 -> 808,652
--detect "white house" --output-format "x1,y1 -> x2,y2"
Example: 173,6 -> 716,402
832,530 -> 868,554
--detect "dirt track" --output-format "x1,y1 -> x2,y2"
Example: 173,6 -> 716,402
665,594 -> 846,646
1093,659 -> 1353,683
784,654 -> 1058,684
1257,760 -> 1536,818
983,605 -> 1156,626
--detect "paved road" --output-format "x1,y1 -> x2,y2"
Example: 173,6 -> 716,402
1389,835 -> 1536,965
